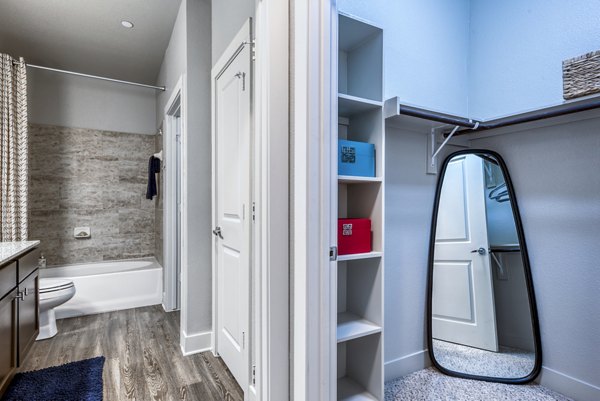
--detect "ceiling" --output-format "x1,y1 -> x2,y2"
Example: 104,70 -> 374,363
0,0 -> 182,84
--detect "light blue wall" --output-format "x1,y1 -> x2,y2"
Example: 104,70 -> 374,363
338,0 -> 470,116
469,0 -> 600,119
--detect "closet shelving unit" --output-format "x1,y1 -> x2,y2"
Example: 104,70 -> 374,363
335,12 -> 384,401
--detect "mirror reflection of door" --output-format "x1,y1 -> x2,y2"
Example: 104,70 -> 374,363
430,151 -> 539,381
432,154 -> 498,352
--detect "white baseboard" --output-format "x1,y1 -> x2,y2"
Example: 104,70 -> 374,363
180,329 -> 212,356
385,349 -> 431,382
537,366 -> 600,401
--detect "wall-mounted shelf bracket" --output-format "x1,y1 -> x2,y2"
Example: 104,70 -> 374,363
427,121 -> 477,175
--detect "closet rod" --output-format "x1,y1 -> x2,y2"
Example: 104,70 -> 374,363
445,96 -> 600,137
398,104 -> 478,129
13,61 -> 165,91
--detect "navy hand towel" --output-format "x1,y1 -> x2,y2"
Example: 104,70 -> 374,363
146,156 -> 161,200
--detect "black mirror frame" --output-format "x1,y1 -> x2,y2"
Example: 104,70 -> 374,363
426,149 -> 542,384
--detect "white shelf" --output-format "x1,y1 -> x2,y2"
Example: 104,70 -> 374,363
339,93 -> 382,116
337,377 -> 378,401
337,312 -> 381,343
338,251 -> 383,261
338,175 -> 382,184
336,12 -> 384,401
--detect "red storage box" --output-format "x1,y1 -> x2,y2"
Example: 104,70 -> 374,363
338,218 -> 371,255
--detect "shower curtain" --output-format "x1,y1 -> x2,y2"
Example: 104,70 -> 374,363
0,54 -> 28,241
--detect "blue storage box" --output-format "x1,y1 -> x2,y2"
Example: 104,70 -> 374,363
338,139 -> 375,177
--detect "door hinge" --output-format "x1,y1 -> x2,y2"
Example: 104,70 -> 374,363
242,331 -> 245,349
329,246 -> 338,261
252,202 -> 256,222
235,72 -> 247,91
252,365 -> 256,385
243,40 -> 256,61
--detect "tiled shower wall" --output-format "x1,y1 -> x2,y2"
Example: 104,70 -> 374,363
28,124 -> 158,266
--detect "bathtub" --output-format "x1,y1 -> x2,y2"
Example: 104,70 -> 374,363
40,257 -> 163,319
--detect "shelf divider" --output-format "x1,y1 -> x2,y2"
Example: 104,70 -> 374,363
337,251 -> 383,262
338,175 -> 383,184
339,93 -> 383,117
337,312 -> 382,343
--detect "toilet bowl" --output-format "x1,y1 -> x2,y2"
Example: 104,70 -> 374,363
37,278 -> 76,340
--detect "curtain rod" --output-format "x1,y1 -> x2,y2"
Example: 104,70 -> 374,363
12,60 -> 165,91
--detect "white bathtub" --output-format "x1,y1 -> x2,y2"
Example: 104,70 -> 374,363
40,257 -> 163,319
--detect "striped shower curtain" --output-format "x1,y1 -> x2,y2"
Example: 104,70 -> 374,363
0,54 -> 28,241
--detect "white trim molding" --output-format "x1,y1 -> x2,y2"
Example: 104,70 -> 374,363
163,75 -> 184,313
180,330 -> 212,356
537,366 -> 600,401
292,0 -> 337,400
384,350 -> 432,382
255,0 -> 290,400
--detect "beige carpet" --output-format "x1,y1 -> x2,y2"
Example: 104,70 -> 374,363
432,339 -> 535,378
385,368 -> 571,401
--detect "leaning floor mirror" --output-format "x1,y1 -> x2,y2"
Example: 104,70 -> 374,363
427,150 -> 541,383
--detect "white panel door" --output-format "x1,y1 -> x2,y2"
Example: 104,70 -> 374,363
432,154 -> 498,352
214,43 -> 251,388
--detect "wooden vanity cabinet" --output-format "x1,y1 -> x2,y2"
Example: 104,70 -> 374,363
18,270 -> 39,362
0,287 -> 18,396
0,248 -> 40,397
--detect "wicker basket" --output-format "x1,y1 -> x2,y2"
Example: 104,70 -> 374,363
563,50 -> 600,100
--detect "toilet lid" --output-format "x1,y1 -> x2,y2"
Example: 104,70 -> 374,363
40,278 -> 74,293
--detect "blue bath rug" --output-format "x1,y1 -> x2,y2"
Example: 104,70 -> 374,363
2,356 -> 105,401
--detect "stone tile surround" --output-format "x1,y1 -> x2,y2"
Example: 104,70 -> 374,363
28,124 -> 158,266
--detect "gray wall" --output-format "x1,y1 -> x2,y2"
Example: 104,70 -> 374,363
29,124 -> 156,266
470,114 -> 600,398
155,0 -> 213,338
384,126 -> 460,378
385,116 -> 600,400
184,0 -> 212,335
491,254 -> 535,352
469,0 -> 600,119
211,0 -> 255,66
28,68 -> 157,135
156,0 -> 187,128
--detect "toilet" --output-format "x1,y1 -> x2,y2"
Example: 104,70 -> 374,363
38,278 -> 76,340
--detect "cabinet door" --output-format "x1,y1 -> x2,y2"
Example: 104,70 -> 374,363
0,289 -> 18,395
18,271 -> 39,365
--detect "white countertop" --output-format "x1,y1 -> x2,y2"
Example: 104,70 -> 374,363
0,241 -> 40,265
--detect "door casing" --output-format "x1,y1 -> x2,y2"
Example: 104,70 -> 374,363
164,77 -> 185,313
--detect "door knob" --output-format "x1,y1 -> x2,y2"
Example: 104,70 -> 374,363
471,247 -> 487,255
212,226 -> 224,239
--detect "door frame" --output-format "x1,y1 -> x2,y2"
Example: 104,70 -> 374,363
211,19 -> 253,396
163,76 -> 186,313
253,1 -> 290,400
291,0 -> 337,400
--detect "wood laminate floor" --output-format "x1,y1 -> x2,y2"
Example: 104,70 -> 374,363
18,305 -> 243,401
